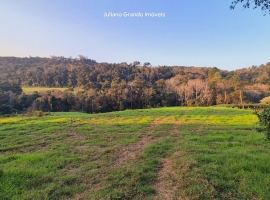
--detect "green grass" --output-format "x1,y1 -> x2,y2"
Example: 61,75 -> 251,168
0,107 -> 270,199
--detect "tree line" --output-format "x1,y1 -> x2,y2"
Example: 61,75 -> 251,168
0,56 -> 270,114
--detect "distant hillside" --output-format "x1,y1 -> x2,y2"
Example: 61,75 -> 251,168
0,56 -> 269,113
1,56 -> 270,87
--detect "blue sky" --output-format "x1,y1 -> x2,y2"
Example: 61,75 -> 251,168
0,0 -> 269,70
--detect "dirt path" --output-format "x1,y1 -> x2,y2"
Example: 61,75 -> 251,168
71,111 -> 190,200
113,120 -> 165,167
70,118 -> 169,200
153,109 -> 190,200
152,124 -> 182,200
154,158 -> 178,200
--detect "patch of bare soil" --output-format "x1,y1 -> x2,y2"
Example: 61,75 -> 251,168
113,124 -> 163,167
64,126 -> 87,142
76,145 -> 104,152
152,117 -> 167,125
112,115 -> 173,167
154,158 -> 179,200
75,145 -> 91,151
154,154 -> 198,200
68,183 -> 102,200
194,125 -> 204,136
153,124 -> 187,200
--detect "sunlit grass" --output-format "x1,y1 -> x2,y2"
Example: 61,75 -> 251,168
22,87 -> 69,93
22,87 -> 84,94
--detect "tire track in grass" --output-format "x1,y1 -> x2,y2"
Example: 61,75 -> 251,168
73,108 -> 190,199
152,109 -> 217,200
154,158 -> 180,200
113,117 -> 167,168
153,108 -> 191,199
100,118 -> 174,199
152,126 -> 200,200
101,114 -> 177,169
70,117 -> 168,199
113,134 -> 163,167
153,124 -> 183,200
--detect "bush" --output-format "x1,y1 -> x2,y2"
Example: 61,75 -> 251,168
260,96 -> 270,104
1,114 -> 16,118
225,104 -> 263,110
34,111 -> 43,117
255,105 -> 270,140
44,112 -> 51,116
0,104 -> 12,115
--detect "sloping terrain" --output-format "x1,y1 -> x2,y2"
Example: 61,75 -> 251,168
0,107 -> 270,199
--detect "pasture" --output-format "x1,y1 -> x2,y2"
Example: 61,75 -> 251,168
22,87 -> 84,94
0,107 -> 270,199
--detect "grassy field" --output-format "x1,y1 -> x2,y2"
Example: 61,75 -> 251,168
22,87 -> 84,94
0,107 -> 270,199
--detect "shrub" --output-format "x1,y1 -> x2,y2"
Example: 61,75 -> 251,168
1,114 -> 16,118
255,105 -> 270,140
0,104 -> 12,115
34,111 -> 43,117
225,104 -> 263,110
44,112 -> 51,116
260,96 -> 270,104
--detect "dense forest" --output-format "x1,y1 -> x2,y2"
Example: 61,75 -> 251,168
0,56 -> 270,114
